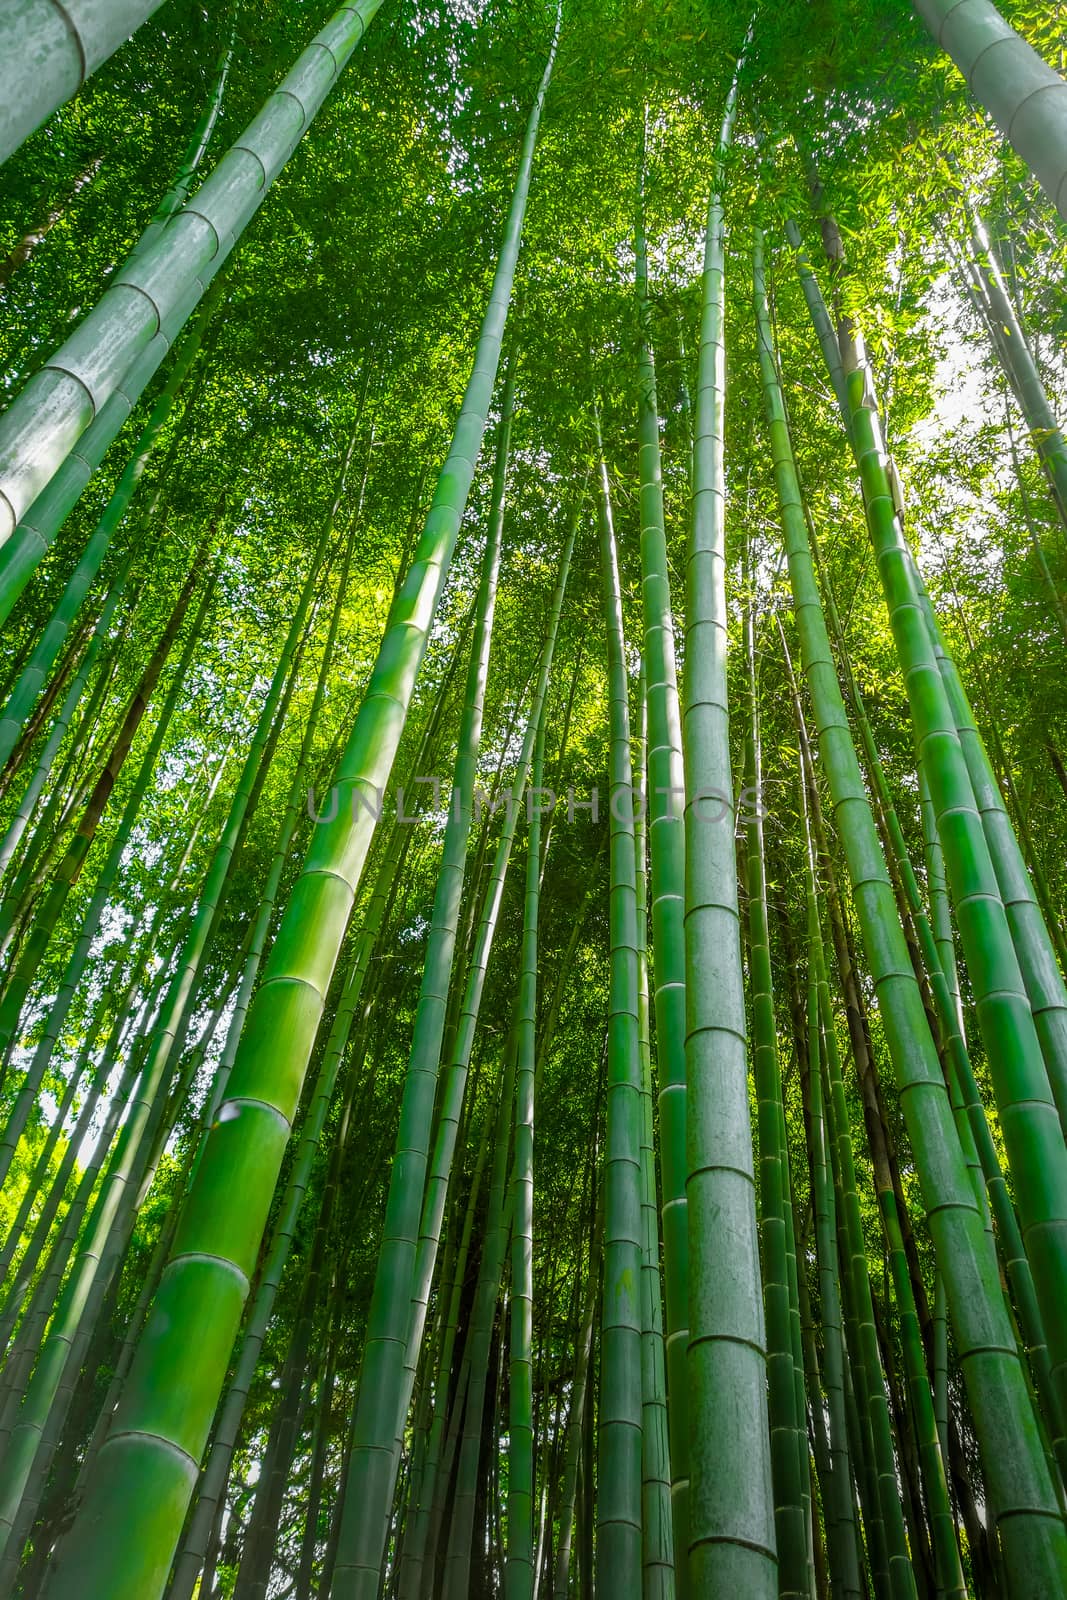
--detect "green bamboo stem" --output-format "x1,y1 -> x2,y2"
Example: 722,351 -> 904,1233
784,218 -> 852,434
843,348 -> 1067,1440
754,226 -> 1067,1596
397,1134 -> 490,1597
167,916 -> 382,1600
552,1217 -> 602,1600
420,613 -> 575,1589
634,112 -> 686,1590
165,509 -> 386,1600
0,611 -> 94,799
0,621 -> 124,970
961,215 -> 1067,535
918,765 -> 964,1036
789,216 -> 1067,1481
594,425 -> 645,1591
786,627 -> 967,1598
933,1277 -> 950,1492
0,0 -> 169,166
128,19 -> 236,264
919,575 -> 1067,1129
634,667 -> 675,1600
813,903 -> 913,1600
910,0 -> 1067,223
337,340 -> 517,1595
682,56 -> 777,1600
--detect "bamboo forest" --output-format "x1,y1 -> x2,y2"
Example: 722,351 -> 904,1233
7,0 -> 1067,1597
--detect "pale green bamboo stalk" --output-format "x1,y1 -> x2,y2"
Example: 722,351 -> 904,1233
0,284 -> 221,767
0,0 -> 169,166
594,425 -> 645,1592
911,0 -> 1067,223
0,0 -> 386,553
683,67 -> 775,1600
634,113 -> 685,1592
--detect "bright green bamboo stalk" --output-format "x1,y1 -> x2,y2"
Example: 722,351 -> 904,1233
39,19 -> 558,1589
807,795 -> 965,1600
594,426 -> 645,1592
785,623 -> 968,1598
0,285 -> 221,769
336,339 -> 518,1597
507,700 -> 548,1600
634,114 -> 687,1589
0,0 -> 170,166
0,0 -> 386,552
4,455 -> 341,1590
843,348 -> 1067,1435
634,667 -> 675,1600
754,228 -> 1067,1596
743,595 -> 809,1600
839,602 -> 1067,1482
918,572 -> 1067,1133
911,0 -> 1067,223
683,68 -> 776,1600
167,910 -> 383,1600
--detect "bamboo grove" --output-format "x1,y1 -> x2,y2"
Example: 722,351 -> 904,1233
3,0 -> 1067,1594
